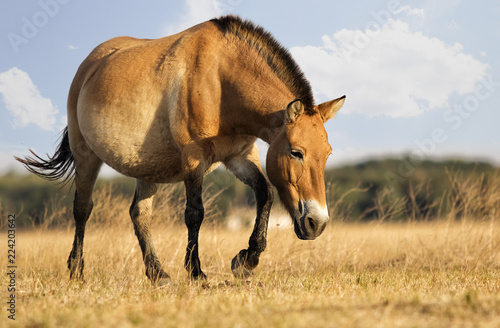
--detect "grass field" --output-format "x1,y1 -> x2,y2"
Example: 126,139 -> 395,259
2,212 -> 499,327
2,172 -> 500,328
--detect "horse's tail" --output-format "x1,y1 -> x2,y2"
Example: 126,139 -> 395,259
15,126 -> 75,186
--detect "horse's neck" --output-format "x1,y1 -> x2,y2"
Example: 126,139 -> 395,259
220,47 -> 294,143
222,88 -> 290,144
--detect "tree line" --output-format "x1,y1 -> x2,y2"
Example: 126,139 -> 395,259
1,157 -> 498,227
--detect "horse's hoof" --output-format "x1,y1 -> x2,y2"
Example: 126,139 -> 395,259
154,276 -> 171,287
231,251 -> 254,279
148,268 -> 171,286
190,270 -> 207,281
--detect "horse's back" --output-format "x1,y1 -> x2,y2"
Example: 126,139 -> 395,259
66,22 -> 237,182
68,27 -> 199,181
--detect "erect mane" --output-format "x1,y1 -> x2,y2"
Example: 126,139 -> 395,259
211,15 -> 315,111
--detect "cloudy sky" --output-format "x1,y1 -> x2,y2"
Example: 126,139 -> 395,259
1,0 -> 499,176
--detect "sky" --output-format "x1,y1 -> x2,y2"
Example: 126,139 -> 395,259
1,0 -> 499,177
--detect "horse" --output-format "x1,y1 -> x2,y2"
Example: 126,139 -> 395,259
16,15 -> 345,284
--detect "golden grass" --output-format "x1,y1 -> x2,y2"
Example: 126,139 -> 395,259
2,172 -> 500,327
2,216 -> 500,327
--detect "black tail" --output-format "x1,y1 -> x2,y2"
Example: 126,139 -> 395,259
15,127 -> 75,186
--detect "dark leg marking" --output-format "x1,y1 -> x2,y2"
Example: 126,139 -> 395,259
67,190 -> 93,280
226,157 -> 274,278
67,155 -> 102,281
184,174 -> 207,280
129,180 -> 170,285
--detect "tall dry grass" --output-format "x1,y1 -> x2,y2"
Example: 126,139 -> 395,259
1,171 -> 499,327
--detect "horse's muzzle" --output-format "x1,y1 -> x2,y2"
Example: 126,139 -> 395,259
293,200 -> 329,240
293,216 -> 327,240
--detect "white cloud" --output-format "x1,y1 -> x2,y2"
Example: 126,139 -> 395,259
396,5 -> 425,18
0,67 -> 58,130
290,18 -> 488,118
58,114 -> 68,131
68,45 -> 79,50
163,0 -> 221,35
0,144 -> 29,174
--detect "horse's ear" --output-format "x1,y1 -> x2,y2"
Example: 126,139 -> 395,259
318,95 -> 346,122
285,99 -> 304,124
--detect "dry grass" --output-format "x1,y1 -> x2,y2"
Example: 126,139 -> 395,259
2,175 -> 500,328
1,220 -> 499,327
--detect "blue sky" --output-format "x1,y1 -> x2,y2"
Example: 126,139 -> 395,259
1,0 -> 499,176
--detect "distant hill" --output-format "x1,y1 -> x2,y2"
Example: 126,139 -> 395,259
1,157 -> 497,227
325,157 -> 498,220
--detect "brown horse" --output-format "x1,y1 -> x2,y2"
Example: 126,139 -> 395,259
16,15 -> 345,284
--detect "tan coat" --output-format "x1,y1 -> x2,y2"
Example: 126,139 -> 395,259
18,16 -> 345,282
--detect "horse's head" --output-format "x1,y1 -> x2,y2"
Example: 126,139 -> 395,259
266,96 -> 345,240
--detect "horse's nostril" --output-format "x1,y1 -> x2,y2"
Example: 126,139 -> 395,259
307,217 -> 316,231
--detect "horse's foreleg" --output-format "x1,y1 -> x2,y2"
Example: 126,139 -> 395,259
225,148 -> 274,278
184,173 -> 207,280
130,180 -> 170,285
231,172 -> 273,278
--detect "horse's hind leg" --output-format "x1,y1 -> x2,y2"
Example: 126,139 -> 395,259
68,146 -> 102,280
130,180 -> 170,285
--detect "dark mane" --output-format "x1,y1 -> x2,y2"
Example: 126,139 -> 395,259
211,15 -> 314,110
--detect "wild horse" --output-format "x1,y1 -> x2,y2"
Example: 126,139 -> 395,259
17,15 -> 345,284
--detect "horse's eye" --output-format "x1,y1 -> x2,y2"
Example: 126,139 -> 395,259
289,149 -> 304,161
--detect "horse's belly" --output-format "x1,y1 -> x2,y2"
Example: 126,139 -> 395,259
116,145 -> 184,183
104,140 -> 184,182
81,115 -> 184,183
